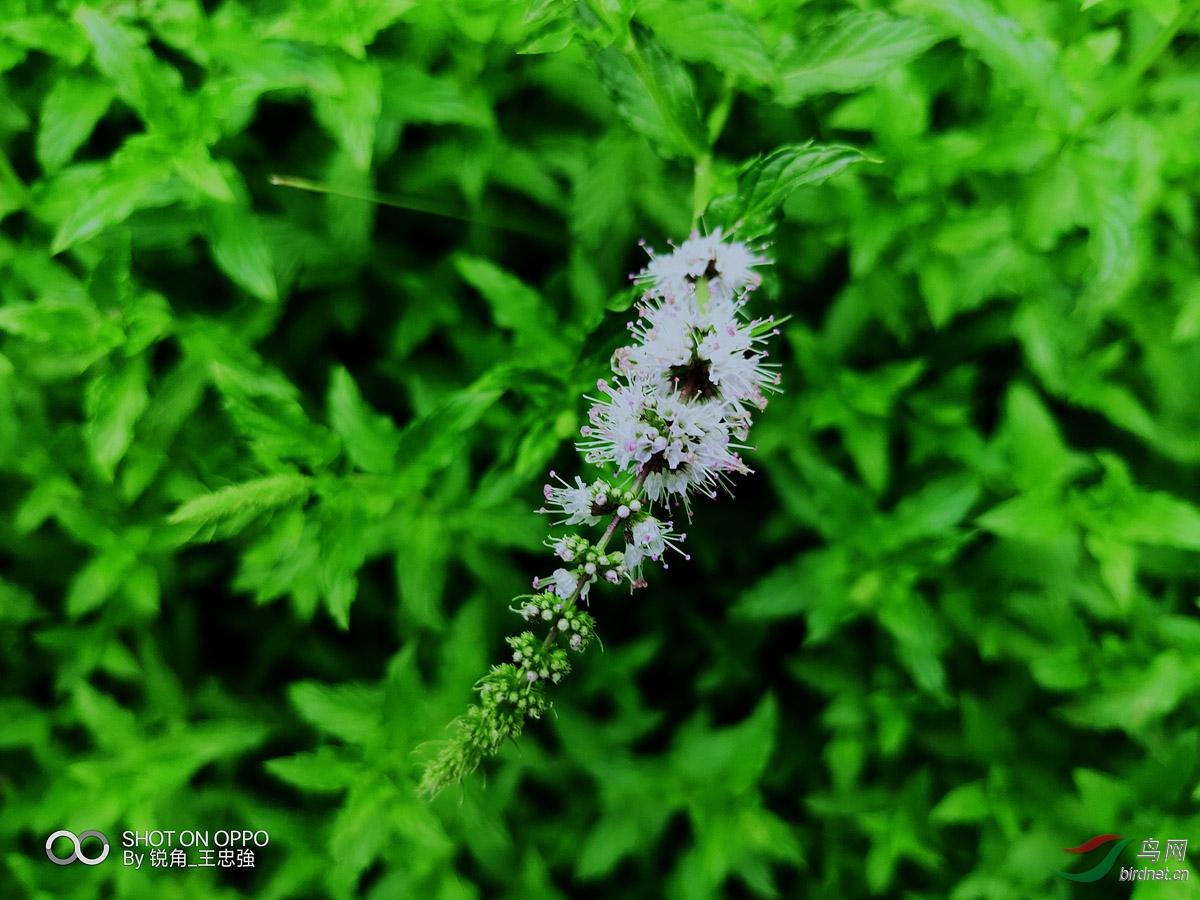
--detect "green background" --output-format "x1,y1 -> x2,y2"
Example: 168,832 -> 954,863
3,0 -> 1200,897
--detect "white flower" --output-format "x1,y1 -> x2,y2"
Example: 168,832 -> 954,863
533,567 -> 591,603
578,378 -> 656,472
622,515 -> 688,573
693,305 -> 780,410
616,293 -> 780,412
578,376 -> 751,506
541,471 -> 604,526
634,228 -> 767,305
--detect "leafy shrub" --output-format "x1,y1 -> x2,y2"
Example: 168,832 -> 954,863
3,0 -> 1200,898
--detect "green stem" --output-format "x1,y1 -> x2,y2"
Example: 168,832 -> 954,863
706,74 -> 736,146
267,174 -> 564,242
541,466 -> 652,651
692,73 -> 736,228
692,153 -> 714,228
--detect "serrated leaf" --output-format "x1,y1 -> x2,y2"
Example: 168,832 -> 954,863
394,506 -> 449,629
577,813 -> 643,879
593,27 -> 704,159
671,695 -> 778,794
879,589 -> 947,696
639,1 -> 774,84
0,301 -> 117,350
168,473 -> 313,526
519,18 -> 575,55
976,490 -> 1071,542
394,367 -> 511,490
779,11 -> 941,104
887,472 -> 980,546
1172,283 -> 1200,342
710,141 -> 868,239
899,0 -> 1072,124
1059,651 -> 1189,730
453,255 -> 564,361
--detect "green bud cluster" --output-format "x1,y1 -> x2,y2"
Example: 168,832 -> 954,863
593,484 -> 641,516
417,663 -> 547,798
513,592 -> 597,652
551,534 -> 624,576
506,631 -> 571,683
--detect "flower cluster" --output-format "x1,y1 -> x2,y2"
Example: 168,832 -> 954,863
584,228 -> 779,511
418,230 -> 777,798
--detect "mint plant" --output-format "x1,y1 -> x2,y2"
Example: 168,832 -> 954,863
6,1 -> 1200,898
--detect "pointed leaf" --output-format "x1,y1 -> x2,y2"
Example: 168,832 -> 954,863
779,11 -> 942,104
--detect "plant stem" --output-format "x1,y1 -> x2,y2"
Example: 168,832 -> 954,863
541,466 -> 652,650
267,174 -> 564,242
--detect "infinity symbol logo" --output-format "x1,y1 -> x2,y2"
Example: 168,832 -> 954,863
45,830 -> 110,866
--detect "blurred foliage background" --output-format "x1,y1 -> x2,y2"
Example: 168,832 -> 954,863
3,0 -> 1200,898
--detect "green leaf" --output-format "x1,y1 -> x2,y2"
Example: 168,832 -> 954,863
998,382 -> 1087,491
381,63 -> 493,127
49,137 -> 175,253
577,813 -> 644,879
671,695 -> 778,794
74,7 -> 186,132
204,165 -> 277,301
207,201 -> 278,301
66,544 -> 138,617
83,356 -> 149,481
638,1 -> 774,84
710,142 -> 868,239
899,0 -> 1072,124
36,76 -> 115,174
394,366 -> 512,490
0,301 -> 118,350
593,27 -> 705,159
2,15 -> 89,61
453,255 -> 564,361
879,588 -> 948,697
976,490 -> 1071,542
930,781 -> 989,823
887,472 -> 980,547
778,11 -> 942,104
312,58 -> 381,170
266,747 -> 359,793
289,681 -> 380,745
733,548 -> 859,644
1059,651 -> 1190,730
393,506 -> 450,629
327,366 -> 399,474
1172,283 -> 1200,342
168,473 -> 314,526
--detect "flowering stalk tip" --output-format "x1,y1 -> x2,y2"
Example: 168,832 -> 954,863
418,231 -> 778,798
